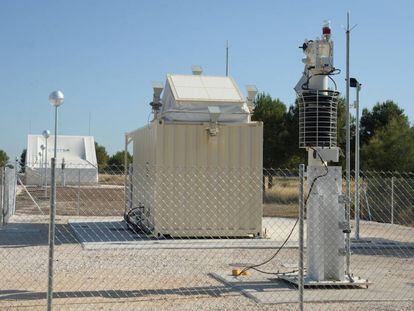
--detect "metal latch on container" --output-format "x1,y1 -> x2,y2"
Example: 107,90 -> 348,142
338,194 -> 349,204
338,221 -> 348,230
338,248 -> 347,256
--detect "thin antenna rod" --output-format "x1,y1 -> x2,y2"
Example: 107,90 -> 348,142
225,40 -> 229,76
88,112 -> 91,136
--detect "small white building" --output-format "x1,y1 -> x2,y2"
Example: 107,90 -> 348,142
25,134 -> 98,185
127,69 -> 263,237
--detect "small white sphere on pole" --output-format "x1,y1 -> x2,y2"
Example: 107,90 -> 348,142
48,90 -> 64,107
46,90 -> 64,311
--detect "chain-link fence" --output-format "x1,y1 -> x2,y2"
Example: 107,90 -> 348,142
0,163 -> 413,310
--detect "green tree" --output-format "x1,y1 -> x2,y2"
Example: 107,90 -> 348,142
0,150 -> 9,167
335,97 -> 357,169
95,142 -> 109,170
361,117 -> 414,171
250,93 -> 413,173
360,100 -> 405,145
252,93 -> 289,168
19,149 -> 27,172
282,103 -> 305,168
108,151 -> 133,172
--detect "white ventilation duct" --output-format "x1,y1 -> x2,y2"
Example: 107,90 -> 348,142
191,65 -> 203,75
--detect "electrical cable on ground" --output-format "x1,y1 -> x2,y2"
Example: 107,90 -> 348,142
236,147 -> 329,277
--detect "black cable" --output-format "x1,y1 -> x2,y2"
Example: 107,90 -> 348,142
328,75 -> 337,90
124,206 -> 144,231
249,267 -> 301,276
236,147 -> 329,277
147,111 -> 152,125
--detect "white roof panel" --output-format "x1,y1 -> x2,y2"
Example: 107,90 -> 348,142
175,86 -> 209,100
168,74 -> 244,102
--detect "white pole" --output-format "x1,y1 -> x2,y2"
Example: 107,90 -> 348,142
45,137 -> 48,197
47,105 -> 59,311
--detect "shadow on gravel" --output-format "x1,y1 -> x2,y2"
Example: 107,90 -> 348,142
0,285 -> 239,301
0,223 -> 78,247
351,238 -> 414,259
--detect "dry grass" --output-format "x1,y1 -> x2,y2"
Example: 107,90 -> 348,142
263,203 -> 298,218
16,186 -> 125,216
98,174 -> 124,185
263,177 -> 299,218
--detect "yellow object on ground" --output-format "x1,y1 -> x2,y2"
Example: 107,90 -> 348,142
232,269 -> 250,276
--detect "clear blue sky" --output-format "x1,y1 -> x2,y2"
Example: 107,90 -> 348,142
1,0 -> 413,159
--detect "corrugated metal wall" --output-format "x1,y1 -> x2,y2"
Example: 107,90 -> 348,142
130,121 -> 263,237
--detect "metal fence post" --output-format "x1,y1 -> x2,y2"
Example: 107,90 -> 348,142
128,164 -> 133,211
262,174 -> 266,196
3,168 -> 7,226
14,158 -> 18,216
355,173 -> 360,239
77,168 -> 81,216
61,159 -> 66,187
45,153 -> 48,198
1,167 -> 4,226
298,164 -> 305,311
391,176 -> 395,224
47,157 -> 57,310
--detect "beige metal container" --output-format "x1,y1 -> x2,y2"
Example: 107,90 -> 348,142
129,120 -> 263,237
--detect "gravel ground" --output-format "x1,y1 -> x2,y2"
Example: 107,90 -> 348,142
3,185 -> 414,311
1,214 -> 413,310
3,297 -> 414,310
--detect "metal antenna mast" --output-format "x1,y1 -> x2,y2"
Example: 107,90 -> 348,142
88,112 -> 91,136
225,40 -> 229,76
345,11 -> 357,276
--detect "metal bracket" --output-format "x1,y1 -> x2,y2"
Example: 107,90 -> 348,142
207,123 -> 219,136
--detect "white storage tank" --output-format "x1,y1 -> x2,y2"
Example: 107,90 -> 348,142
127,70 -> 263,237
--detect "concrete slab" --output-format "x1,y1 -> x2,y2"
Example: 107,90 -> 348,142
69,218 -> 300,250
211,271 -> 414,304
68,217 -> 414,250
